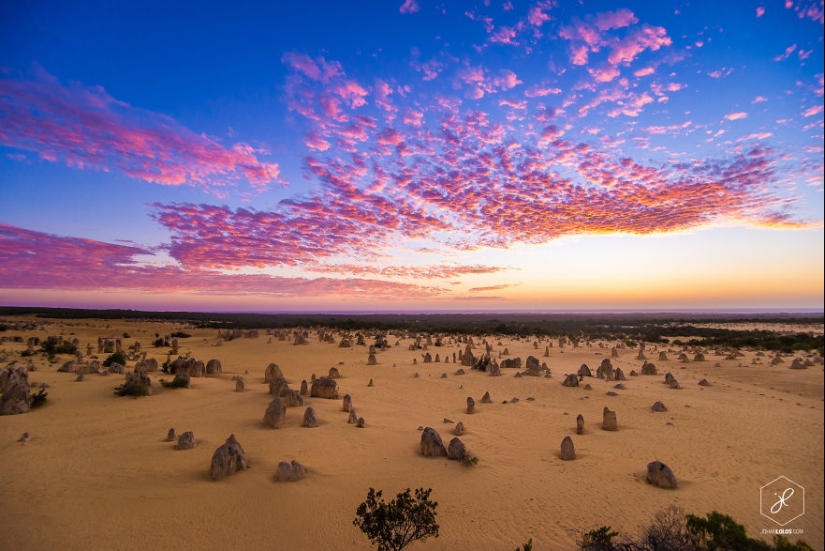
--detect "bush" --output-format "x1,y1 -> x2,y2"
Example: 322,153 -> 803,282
159,377 -> 188,389
170,331 -> 191,338
102,352 -> 128,367
578,526 -> 622,550
30,387 -> 48,408
578,508 -> 812,551
353,487 -> 439,551
42,340 -> 77,357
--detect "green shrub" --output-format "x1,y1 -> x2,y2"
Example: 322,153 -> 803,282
353,487 -> 439,551
577,508 -> 811,550
30,387 -> 48,408
113,381 -> 150,397
159,377 -> 188,389
102,352 -> 128,367
578,526 -> 621,550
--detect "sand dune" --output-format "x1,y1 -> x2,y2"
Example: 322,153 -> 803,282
1,317 -> 822,550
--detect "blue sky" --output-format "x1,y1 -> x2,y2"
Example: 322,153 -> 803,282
0,0 -> 823,312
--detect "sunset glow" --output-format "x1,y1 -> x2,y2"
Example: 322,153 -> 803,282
1,1 -> 822,311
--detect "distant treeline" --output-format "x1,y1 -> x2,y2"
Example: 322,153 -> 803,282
0,306 -> 822,354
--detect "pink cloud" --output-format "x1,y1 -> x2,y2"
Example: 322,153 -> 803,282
774,44 -> 798,62
332,80 -> 370,108
803,104 -> 824,117
786,0 -> 824,23
724,112 -> 749,121
499,99 -> 527,109
310,263 -> 508,279
570,44 -> 590,66
528,5 -> 551,27
607,25 -> 672,65
281,52 -> 342,83
524,84 -> 562,97
275,56 -> 808,261
402,109 -> 425,127
594,9 -> 638,31
399,0 -> 419,14
634,66 -> 655,77
589,65 -> 621,83
708,67 -> 734,79
413,59 -> 445,81
0,224 -> 444,298
489,23 -> 524,45
494,70 -> 523,90
305,133 -> 331,151
756,6 -> 766,17
0,68 -> 280,193
469,284 -> 519,292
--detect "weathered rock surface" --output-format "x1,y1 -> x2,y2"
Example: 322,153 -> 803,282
310,377 -> 338,399
274,460 -> 307,482
210,434 -> 248,481
264,397 -> 287,428
420,427 -> 447,457
602,407 -> 618,431
447,437 -> 466,460
176,431 -> 196,450
646,460 -> 677,489
560,436 -> 576,460
302,407 -> 319,428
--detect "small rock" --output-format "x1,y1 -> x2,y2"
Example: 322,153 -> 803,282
274,460 -> 307,482
356,417 -> 365,428
176,431 -> 196,450
651,401 -> 667,412
602,407 -> 618,431
165,428 -> 176,442
302,407 -> 319,428
447,437 -> 466,460
560,436 -> 576,460
646,460 -> 677,489
420,427 -> 447,457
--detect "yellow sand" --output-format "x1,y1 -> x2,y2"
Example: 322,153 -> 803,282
0,317 -> 822,550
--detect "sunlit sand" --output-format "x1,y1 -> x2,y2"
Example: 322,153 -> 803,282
1,316 -> 822,550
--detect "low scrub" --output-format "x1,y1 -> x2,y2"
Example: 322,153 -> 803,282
578,506 -> 812,550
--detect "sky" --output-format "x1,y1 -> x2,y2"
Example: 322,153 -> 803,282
0,0 -> 823,313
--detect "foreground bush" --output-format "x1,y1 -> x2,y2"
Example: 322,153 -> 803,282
353,487 -> 439,551
578,507 -> 812,551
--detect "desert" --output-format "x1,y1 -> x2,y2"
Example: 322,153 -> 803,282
0,312 -> 822,550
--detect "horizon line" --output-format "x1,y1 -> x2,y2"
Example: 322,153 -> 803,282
1,305 -> 823,317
